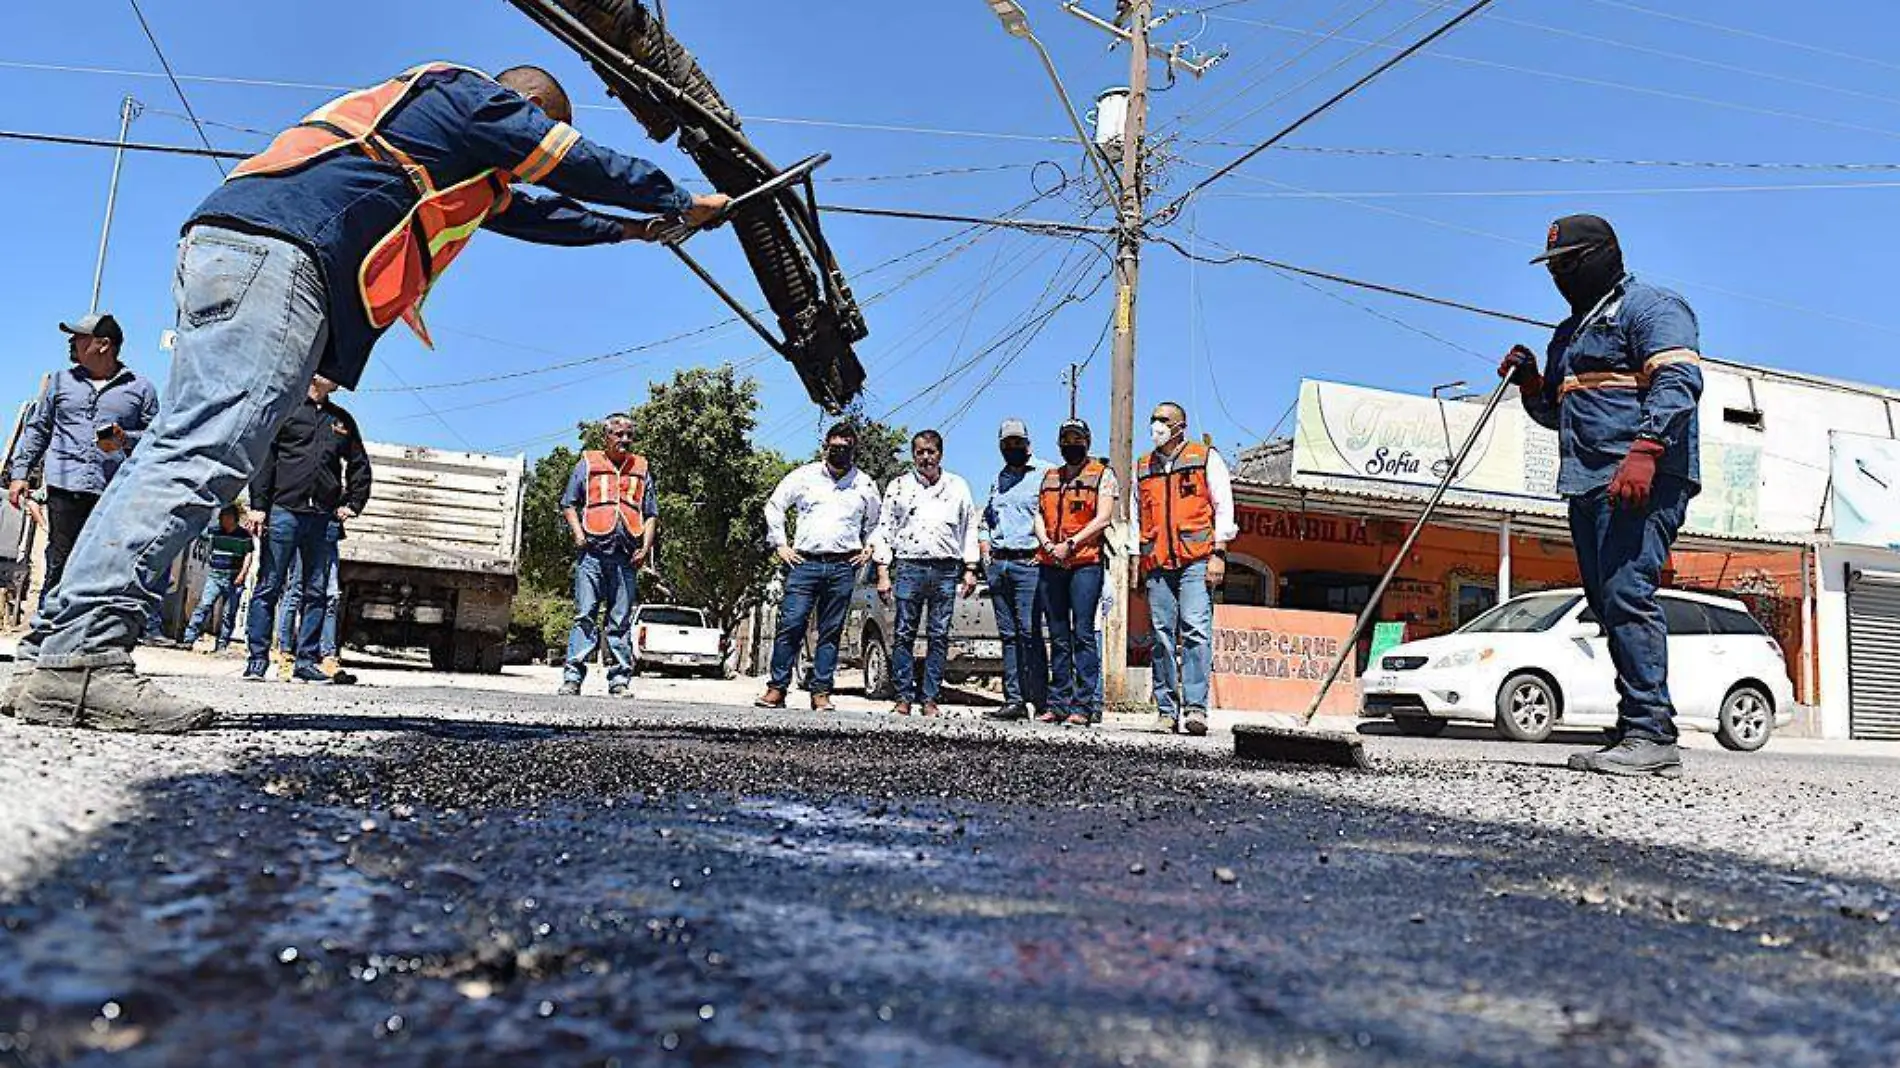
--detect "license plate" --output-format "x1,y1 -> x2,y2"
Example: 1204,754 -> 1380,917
1365,674 -> 1397,692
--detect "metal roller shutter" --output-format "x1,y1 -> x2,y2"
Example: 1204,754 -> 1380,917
1847,569 -> 1900,740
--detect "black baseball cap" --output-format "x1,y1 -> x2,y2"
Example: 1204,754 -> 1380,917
1530,214 -> 1617,264
60,313 -> 124,346
1057,418 -> 1092,441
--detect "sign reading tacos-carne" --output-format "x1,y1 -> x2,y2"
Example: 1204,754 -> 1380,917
1212,627 -> 1342,679
1209,605 -> 1360,715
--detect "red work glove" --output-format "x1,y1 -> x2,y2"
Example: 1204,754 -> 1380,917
1608,439 -> 1666,509
1497,345 -> 1543,392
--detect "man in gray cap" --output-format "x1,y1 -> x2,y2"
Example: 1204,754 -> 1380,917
977,418 -> 1051,720
6,314 -> 159,610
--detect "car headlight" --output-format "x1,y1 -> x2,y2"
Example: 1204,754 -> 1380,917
1432,648 -> 1494,669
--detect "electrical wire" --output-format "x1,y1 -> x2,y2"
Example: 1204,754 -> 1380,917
124,0 -> 225,177
1248,144 -> 1900,172
1199,177 -> 1900,199
1577,0 -> 1900,77
1156,0 -> 1498,222
1210,2 -> 1439,141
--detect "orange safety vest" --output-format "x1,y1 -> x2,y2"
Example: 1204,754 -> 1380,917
228,62 -> 573,347
581,450 -> 649,538
1038,459 -> 1108,567
1137,442 -> 1217,573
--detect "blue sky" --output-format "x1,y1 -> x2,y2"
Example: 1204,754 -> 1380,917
4,0 -> 1898,470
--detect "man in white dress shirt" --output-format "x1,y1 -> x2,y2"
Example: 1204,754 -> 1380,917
759,422 -> 883,711
872,430 -> 980,717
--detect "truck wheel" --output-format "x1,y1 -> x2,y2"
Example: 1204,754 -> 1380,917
429,641 -> 455,673
450,633 -> 503,675
862,633 -> 894,700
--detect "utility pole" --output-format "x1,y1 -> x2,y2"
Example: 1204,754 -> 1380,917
1100,0 -> 1152,706
90,95 -> 142,314
1064,363 -> 1082,420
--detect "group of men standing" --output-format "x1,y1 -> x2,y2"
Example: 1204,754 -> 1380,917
752,407 -> 1235,734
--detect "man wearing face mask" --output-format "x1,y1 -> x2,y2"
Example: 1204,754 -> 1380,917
1136,403 -> 1238,737
761,423 -> 883,711
557,413 -> 657,698
1499,213 -> 1703,778
1034,420 -> 1119,727
978,419 -> 1052,721
872,430 -> 981,717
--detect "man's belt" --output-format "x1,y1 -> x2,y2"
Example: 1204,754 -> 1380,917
989,548 -> 1039,561
800,550 -> 858,563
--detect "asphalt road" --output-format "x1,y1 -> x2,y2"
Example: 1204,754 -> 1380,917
1,661 -> 1897,1067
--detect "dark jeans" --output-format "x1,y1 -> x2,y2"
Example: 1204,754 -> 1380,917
39,487 -> 100,611
245,510 -> 334,673
1568,476 -> 1693,743
986,558 -> 1047,708
769,559 -> 858,694
891,559 -> 960,703
1041,562 -> 1105,717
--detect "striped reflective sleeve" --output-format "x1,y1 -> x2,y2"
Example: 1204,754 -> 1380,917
1643,348 -> 1701,376
515,122 -> 582,184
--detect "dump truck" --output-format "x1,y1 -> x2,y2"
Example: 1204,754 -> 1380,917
338,442 -> 527,674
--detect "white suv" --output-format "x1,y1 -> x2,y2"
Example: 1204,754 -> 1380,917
1361,589 -> 1795,751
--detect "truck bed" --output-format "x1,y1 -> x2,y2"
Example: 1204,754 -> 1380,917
340,443 -> 527,576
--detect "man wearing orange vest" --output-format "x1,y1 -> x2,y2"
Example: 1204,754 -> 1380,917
558,414 -> 657,697
4,63 -> 723,731
1033,419 -> 1119,727
1136,403 -> 1238,737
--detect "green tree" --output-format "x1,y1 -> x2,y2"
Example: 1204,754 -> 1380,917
629,365 -> 791,635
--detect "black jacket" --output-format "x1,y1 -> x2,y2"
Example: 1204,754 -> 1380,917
251,397 -> 373,516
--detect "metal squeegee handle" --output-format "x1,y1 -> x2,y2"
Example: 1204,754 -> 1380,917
1299,371 -> 1518,725
656,152 -> 831,245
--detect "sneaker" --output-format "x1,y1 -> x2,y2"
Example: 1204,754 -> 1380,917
984,703 -> 1029,722
291,665 -> 335,685
1566,738 -> 1683,778
327,667 -> 359,686
243,658 -> 270,681
1183,708 -> 1209,737
557,681 -> 582,697
608,682 -> 632,698
13,663 -> 216,733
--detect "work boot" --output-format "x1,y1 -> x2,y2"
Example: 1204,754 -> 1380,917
921,701 -> 941,718
1036,709 -> 1061,724
1154,712 -> 1177,735
1183,708 -> 1210,737
276,652 -> 294,682
984,702 -> 1028,721
321,655 -> 344,677
891,701 -> 912,716
754,686 -> 787,709
608,682 -> 632,698
1064,713 -> 1091,728
811,693 -> 836,713
1566,738 -> 1683,778
13,664 -> 216,733
557,680 -> 582,697
1,669 -> 27,717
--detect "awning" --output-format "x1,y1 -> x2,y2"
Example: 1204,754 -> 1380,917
1232,477 -> 1816,552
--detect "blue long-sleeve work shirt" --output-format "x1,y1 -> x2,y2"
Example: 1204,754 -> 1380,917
6,364 -> 160,495
1519,274 -> 1704,497
189,64 -> 694,390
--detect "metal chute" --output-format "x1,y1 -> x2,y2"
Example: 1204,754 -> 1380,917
504,0 -> 869,410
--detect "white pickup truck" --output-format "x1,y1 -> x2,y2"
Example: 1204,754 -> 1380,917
633,604 -> 730,677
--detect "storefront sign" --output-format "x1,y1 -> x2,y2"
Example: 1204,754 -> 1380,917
1209,605 -> 1360,716
1830,431 -> 1900,547
1289,379 -> 1764,538
1235,508 -> 1373,545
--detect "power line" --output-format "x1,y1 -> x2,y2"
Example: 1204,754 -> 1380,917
1156,0 -> 1498,222
1246,144 -> 1900,172
123,0 -> 225,177
1578,0 -> 1900,77
0,129 -> 245,160
1198,177 -> 1900,199
1148,230 -> 1555,327
1207,1 -> 1440,140
825,204 -> 1115,235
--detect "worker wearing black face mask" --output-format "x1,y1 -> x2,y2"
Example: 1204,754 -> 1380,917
1498,213 -> 1704,779
978,418 -> 1052,720
1033,420 -> 1119,727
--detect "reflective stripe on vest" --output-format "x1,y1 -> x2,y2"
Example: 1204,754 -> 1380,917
581,450 -> 648,539
1038,460 -> 1107,567
226,62 -> 572,347
1136,443 -> 1216,572
1560,349 -> 1702,399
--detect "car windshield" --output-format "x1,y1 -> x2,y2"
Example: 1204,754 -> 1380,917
1458,594 -> 1580,634
639,608 -> 705,627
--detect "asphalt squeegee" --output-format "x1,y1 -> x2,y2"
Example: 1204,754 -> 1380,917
1233,371 -> 1518,770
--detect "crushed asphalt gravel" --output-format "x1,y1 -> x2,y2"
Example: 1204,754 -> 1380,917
2,666 -> 1897,1066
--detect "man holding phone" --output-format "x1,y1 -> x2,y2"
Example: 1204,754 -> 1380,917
5,314 -> 159,608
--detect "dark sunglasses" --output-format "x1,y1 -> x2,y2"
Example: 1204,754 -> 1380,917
1544,246 -> 1600,275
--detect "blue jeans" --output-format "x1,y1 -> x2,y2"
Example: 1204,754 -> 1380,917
565,550 -> 638,685
769,559 -> 857,694
1147,559 -> 1214,720
891,559 -> 960,703
246,510 -> 333,672
181,569 -> 245,647
1041,563 -> 1105,718
986,558 -> 1047,708
143,565 -> 172,640
277,525 -> 341,657
1568,477 -> 1693,743
25,226 -> 329,668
